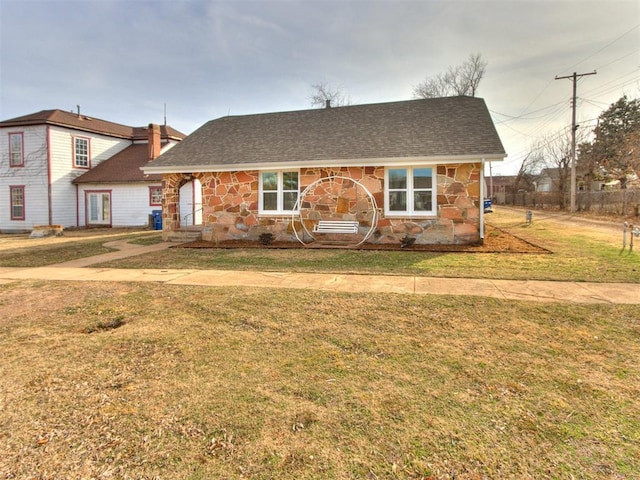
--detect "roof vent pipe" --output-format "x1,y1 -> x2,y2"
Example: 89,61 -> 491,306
325,99 -> 331,109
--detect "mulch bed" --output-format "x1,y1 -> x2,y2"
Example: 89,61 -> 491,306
173,225 -> 550,254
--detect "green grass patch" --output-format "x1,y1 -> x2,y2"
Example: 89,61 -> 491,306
93,209 -> 639,282
126,232 -> 164,246
0,239 -> 116,267
97,236 -> 639,282
2,211 -> 639,282
0,231 -> 160,267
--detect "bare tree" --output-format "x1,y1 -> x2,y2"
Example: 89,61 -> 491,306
310,82 -> 352,108
514,147 -> 545,193
413,53 -> 487,99
537,128 -> 592,209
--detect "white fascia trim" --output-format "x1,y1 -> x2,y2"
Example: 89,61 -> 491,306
141,154 -> 507,175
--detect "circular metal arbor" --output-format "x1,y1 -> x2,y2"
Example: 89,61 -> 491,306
291,175 -> 378,247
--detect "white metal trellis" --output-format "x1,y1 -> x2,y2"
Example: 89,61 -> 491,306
291,175 -> 379,247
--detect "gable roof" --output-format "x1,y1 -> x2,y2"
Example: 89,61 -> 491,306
133,125 -> 185,142
144,96 -> 506,174
539,167 -> 562,179
72,144 -> 162,184
0,109 -> 185,141
490,175 -> 518,187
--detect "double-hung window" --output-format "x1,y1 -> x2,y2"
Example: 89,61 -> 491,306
10,186 -> 25,220
259,170 -> 299,214
385,167 -> 436,216
149,186 -> 163,206
74,137 -> 90,168
9,133 -> 24,167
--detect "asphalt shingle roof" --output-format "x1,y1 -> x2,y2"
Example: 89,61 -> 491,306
146,96 -> 505,172
73,144 -> 163,184
0,109 -> 185,141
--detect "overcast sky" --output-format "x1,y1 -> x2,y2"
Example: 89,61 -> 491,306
1,0 -> 639,175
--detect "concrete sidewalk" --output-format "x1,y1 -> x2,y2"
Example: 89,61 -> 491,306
45,238 -> 174,268
0,239 -> 638,304
0,265 -> 638,304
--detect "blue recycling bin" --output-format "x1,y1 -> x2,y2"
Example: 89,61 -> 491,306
152,210 -> 163,230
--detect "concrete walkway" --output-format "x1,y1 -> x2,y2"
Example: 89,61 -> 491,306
0,240 -> 638,304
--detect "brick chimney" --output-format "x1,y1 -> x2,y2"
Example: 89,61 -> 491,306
148,123 -> 161,160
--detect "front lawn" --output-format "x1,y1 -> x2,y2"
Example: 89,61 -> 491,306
1,281 -> 638,479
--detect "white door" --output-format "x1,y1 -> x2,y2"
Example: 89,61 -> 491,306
87,192 -> 111,225
179,180 -> 202,227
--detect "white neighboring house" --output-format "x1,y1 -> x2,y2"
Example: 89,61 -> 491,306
0,109 -> 184,233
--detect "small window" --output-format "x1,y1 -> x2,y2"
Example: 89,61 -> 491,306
259,170 -> 299,214
385,167 -> 436,216
10,186 -> 25,220
74,137 -> 90,168
149,186 -> 162,206
9,133 -> 24,167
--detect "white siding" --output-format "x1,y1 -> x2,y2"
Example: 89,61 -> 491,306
1,121 -> 175,232
0,125 -> 50,231
77,182 -> 162,227
48,126 -> 131,227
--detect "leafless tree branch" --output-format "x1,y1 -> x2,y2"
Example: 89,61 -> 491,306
413,53 -> 487,99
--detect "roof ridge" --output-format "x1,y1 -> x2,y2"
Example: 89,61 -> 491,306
0,108 -> 184,140
221,95 -> 485,120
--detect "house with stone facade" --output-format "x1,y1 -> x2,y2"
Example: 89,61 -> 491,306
142,96 -> 506,246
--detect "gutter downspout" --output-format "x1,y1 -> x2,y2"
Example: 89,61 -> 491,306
46,125 -> 53,225
480,158 -> 485,243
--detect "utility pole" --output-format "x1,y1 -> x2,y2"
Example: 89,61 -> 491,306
555,71 -> 596,212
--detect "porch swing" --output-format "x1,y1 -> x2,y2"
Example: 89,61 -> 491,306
291,175 -> 378,247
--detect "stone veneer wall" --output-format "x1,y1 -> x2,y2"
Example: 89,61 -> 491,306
161,163 -> 483,245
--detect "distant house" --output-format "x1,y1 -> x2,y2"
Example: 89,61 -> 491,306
488,175 -> 516,204
536,167 -> 590,193
591,179 -> 621,191
0,109 -> 184,233
536,168 -> 561,192
143,96 -> 506,246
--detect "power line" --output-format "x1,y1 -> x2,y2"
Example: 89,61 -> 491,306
558,23 -> 640,76
581,98 -> 612,108
490,101 -> 567,123
583,74 -> 640,101
505,125 -> 573,161
595,48 -> 640,71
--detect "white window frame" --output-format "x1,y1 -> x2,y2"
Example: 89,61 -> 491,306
384,166 -> 437,216
10,185 -> 25,220
73,136 -> 90,168
9,132 -> 24,167
86,190 -> 111,225
149,186 -> 163,206
259,170 -> 299,214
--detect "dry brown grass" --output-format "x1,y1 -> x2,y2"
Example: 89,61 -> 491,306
1,280 -> 639,479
